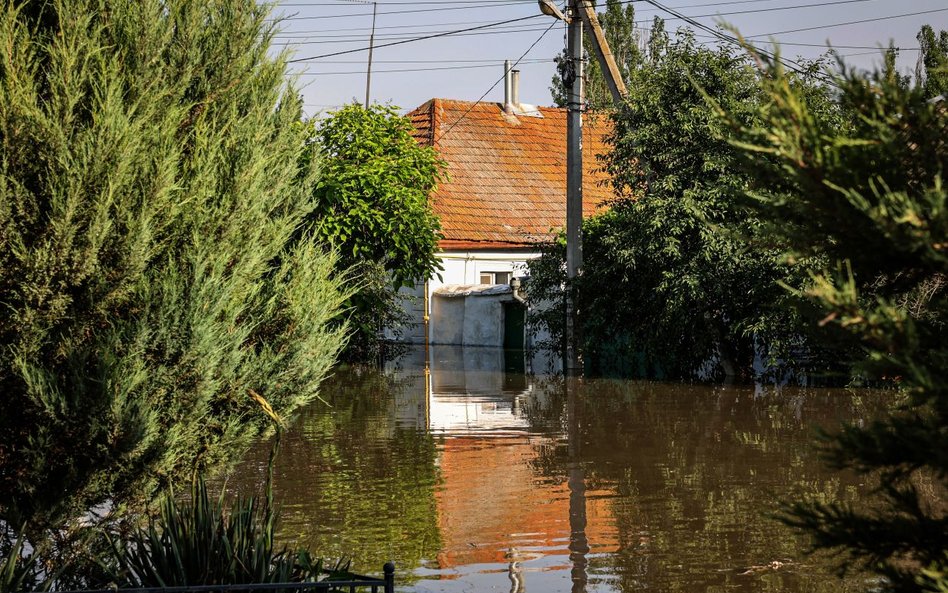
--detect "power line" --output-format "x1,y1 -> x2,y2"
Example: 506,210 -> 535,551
275,16 -> 530,35
645,0 -> 880,22
287,14 -> 544,62
282,25 -> 555,49
277,21 -> 556,41
273,0 -> 789,35
292,60 -> 554,75
272,1 -> 531,21
308,58 -> 552,64
642,0 -> 838,86
686,31 -> 922,52
749,7 -> 948,38
280,0 -> 534,5
279,25 -> 566,45
275,0 -> 879,36
276,0 -> 922,46
436,20 -> 559,142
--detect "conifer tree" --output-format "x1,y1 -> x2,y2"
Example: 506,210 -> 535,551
728,48 -> 948,592
0,0 -> 347,535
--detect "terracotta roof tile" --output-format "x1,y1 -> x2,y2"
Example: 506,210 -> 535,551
408,98 -> 612,247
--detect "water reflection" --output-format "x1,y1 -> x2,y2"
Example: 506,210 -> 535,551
226,346 -> 885,593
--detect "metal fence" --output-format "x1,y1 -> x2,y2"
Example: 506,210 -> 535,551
49,563 -> 395,593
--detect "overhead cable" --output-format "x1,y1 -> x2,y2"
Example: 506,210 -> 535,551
436,20 -> 559,142
287,14 -> 544,62
749,7 -> 948,37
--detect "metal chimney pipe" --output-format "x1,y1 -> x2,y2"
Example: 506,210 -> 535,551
511,69 -> 521,109
504,60 -> 513,113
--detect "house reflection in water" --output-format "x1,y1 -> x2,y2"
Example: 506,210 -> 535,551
386,346 -> 617,593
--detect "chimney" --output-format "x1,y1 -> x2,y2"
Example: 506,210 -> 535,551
502,62 -> 542,118
511,69 -> 520,109
504,60 -> 513,113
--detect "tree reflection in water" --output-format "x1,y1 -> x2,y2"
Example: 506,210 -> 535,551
224,346 -> 887,593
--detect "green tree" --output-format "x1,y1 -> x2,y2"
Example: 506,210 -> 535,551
0,0 -> 346,540
727,48 -> 948,591
550,0 -> 643,111
302,104 -> 444,361
915,25 -> 948,98
532,30 -> 832,380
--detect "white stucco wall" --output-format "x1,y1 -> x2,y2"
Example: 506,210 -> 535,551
433,249 -> 538,290
388,248 -> 552,347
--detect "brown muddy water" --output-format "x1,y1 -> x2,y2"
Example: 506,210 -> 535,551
224,346 -> 889,593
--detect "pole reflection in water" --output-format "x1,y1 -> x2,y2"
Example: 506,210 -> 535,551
567,375 -> 589,593
224,345 -> 888,593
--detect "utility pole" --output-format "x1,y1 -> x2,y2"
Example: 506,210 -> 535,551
574,0 -> 627,104
365,1 -> 377,108
539,0 -> 626,376
564,0 -> 584,376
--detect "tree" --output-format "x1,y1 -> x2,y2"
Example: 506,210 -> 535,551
916,25 -> 948,99
550,0 -> 643,111
727,46 -> 948,592
0,0 -> 346,540
302,104 -> 444,360
532,29 -> 832,380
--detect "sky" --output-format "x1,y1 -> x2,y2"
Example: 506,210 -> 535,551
268,0 -> 948,117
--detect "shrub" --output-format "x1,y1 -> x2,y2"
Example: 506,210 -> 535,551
0,0 -> 347,538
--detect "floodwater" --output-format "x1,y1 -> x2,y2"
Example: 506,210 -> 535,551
225,346 -> 888,593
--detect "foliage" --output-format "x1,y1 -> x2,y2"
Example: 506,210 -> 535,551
0,530 -> 45,593
107,478 -> 351,588
550,0 -> 643,111
532,29 -> 833,380
302,103 -> 444,360
915,25 -> 948,99
0,475 -> 353,591
726,44 -> 948,592
0,0 -> 347,542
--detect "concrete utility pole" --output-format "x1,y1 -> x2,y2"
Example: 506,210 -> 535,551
564,0 -> 584,376
539,0 -> 627,376
365,1 -> 377,108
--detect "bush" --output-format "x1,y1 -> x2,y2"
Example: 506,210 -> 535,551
0,0 -> 347,539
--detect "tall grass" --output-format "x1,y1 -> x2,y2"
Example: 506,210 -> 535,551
109,478 -> 349,588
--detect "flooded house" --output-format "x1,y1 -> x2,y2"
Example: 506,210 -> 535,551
393,68 -> 613,350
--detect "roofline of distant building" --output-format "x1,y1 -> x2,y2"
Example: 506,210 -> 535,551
438,239 -> 549,251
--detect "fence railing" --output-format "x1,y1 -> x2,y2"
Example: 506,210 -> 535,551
49,563 -> 395,593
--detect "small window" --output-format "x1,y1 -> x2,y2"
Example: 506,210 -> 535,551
480,271 -> 511,285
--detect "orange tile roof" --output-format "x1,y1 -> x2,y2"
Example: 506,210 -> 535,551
408,99 -> 613,247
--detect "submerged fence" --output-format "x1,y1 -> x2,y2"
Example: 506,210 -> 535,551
48,563 -> 395,593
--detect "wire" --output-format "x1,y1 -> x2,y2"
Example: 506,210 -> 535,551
280,0 -> 534,5
309,58 -> 552,64
275,0 -> 879,35
642,0 -> 838,86
642,0 -> 880,22
436,20 -> 559,143
275,16 -> 535,35
287,14 -> 544,62
271,2 -> 532,21
685,31 -> 922,52
749,7 -> 948,38
277,21 -> 557,41
292,60 -> 554,75
283,25 -> 556,50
